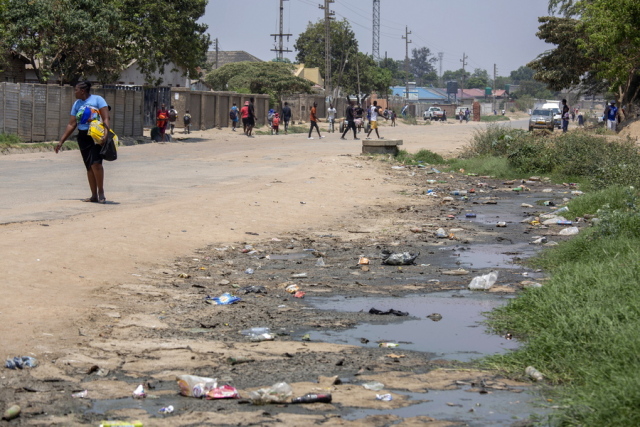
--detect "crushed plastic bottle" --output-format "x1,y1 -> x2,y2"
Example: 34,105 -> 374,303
376,394 -> 393,401
558,226 -> 579,236
468,270 -> 499,290
362,381 -> 385,391
525,366 -> 544,381
449,190 -> 467,196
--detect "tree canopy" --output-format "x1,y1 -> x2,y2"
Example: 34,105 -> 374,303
409,47 -> 437,86
204,61 -> 313,103
0,0 -> 210,85
294,19 -> 391,97
529,0 -> 640,108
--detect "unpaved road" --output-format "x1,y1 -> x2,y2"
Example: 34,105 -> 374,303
0,118 -> 562,426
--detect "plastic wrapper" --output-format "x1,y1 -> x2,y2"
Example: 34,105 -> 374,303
249,382 -> 292,404
132,384 -> 146,399
376,394 -> 393,401
176,375 -> 218,398
285,284 -> 299,294
5,356 -> 38,369
206,385 -> 240,399
382,252 -> 419,265
205,293 -> 241,305
468,270 -> 499,290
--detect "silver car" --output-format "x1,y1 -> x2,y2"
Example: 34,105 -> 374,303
529,109 -> 554,132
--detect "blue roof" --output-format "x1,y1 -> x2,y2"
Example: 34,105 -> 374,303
390,86 -> 447,101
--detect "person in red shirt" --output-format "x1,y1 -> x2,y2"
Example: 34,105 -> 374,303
156,103 -> 169,142
240,101 -> 250,135
307,102 -> 324,140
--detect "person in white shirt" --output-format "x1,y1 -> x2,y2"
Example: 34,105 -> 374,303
366,100 -> 383,139
327,104 -> 337,132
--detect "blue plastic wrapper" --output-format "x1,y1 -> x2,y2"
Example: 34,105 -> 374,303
205,293 -> 241,305
5,356 -> 38,369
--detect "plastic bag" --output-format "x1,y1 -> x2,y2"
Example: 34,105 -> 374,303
468,270 -> 499,290
558,226 -> 579,236
249,382 -> 293,404
176,375 -> 217,398
205,292 -> 241,305
99,130 -> 118,161
206,385 -> 240,399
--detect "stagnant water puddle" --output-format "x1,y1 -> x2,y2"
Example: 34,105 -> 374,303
442,243 -> 541,270
307,291 -> 518,362
345,388 -> 549,426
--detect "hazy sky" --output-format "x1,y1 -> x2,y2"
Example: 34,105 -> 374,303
202,0 -> 554,77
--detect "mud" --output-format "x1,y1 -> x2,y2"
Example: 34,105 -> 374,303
0,160 -> 581,426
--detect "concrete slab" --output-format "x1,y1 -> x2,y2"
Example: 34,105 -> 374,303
362,139 -> 403,155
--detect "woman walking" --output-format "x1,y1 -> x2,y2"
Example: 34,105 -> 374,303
55,81 -> 111,204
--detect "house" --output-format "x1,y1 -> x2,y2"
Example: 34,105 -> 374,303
206,50 -> 263,69
0,52 -> 28,83
111,59 -> 191,87
294,64 -> 324,87
390,85 -> 447,103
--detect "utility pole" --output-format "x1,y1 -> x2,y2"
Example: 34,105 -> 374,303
271,0 -> 292,61
372,0 -> 381,62
402,26 -> 412,101
438,52 -> 444,86
493,63 -> 497,113
319,0 -> 335,96
215,38 -> 219,69
460,52 -> 467,103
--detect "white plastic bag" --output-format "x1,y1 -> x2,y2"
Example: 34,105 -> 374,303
176,375 -> 218,398
249,382 -> 293,404
558,226 -> 579,236
468,270 -> 499,290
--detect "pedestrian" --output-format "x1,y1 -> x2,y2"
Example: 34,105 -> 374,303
54,80 -> 110,204
272,112 -> 280,135
229,102 -> 239,131
366,100 -> 383,139
327,103 -> 337,132
240,101 -> 250,135
442,110 -> 447,121
247,97 -> 256,137
391,110 -> 397,127
561,99 -> 570,133
340,99 -> 358,140
168,105 -> 178,135
401,104 -> 408,118
603,100 -> 619,132
307,102 -> 323,139
267,108 -> 275,129
281,102 -> 292,135
465,108 -> 470,123
183,110 -> 192,134
355,104 -> 365,133
156,103 -> 169,142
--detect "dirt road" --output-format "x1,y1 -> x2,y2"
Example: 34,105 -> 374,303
1,118 -> 556,426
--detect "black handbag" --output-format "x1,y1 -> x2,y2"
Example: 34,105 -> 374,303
99,130 -> 118,161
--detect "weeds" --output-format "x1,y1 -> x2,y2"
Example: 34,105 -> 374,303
479,115 -> 510,122
485,185 -> 640,425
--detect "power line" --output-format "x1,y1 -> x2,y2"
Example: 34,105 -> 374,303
271,0 -> 293,60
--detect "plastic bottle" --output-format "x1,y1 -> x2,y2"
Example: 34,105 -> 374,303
2,405 -> 21,421
450,190 -> 467,196
291,393 -> 332,404
525,366 -> 544,381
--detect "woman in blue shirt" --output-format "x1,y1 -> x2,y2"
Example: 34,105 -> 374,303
55,81 -> 111,204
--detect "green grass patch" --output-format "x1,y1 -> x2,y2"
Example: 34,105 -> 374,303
447,156 -> 515,179
480,115 -> 510,122
485,187 -> 640,425
0,133 -> 78,152
393,149 -> 445,165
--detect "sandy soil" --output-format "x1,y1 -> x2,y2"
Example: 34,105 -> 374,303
1,118 -> 561,425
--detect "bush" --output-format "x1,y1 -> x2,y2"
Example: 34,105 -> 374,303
462,124 -> 528,157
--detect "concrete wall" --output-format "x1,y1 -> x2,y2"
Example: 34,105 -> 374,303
169,88 -> 270,130
0,82 -> 143,142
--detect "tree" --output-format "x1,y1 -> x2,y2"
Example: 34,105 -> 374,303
294,19 -> 358,84
442,69 -> 469,83
204,61 -> 313,104
581,0 -> 640,107
409,47 -> 437,86
339,52 -> 392,96
510,66 -> 535,83
0,0 -> 210,85
466,68 -> 490,89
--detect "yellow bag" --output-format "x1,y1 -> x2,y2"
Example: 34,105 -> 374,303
88,121 -> 106,144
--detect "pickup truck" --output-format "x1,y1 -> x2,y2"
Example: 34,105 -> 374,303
423,107 -> 445,121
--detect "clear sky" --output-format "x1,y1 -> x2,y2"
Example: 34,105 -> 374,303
201,0 -> 554,77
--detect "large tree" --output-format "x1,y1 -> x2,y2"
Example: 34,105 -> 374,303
0,0 -> 210,85
409,47 -> 437,86
204,61 -> 313,103
294,18 -> 358,85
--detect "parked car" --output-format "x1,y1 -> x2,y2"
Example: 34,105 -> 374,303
423,107 -> 445,121
528,109 -> 555,132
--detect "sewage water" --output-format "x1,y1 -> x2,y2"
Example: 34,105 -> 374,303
308,291 -> 518,361
345,388 -> 549,426
445,243 -> 539,270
